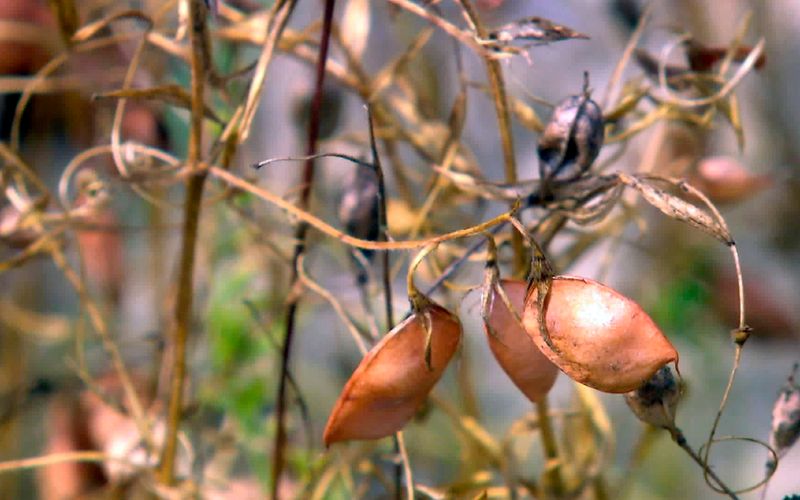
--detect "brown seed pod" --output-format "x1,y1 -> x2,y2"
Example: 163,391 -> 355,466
484,279 -> 559,403
323,303 -> 462,445
691,156 -> 771,204
522,275 -> 678,393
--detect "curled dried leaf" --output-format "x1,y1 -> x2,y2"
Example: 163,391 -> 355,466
522,275 -> 679,393
486,17 -> 588,45
323,303 -> 462,445
484,279 -> 559,403
620,174 -> 733,244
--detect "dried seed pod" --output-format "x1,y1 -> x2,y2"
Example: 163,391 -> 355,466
338,165 -> 379,261
538,83 -> 604,182
484,279 -> 559,403
323,303 -> 462,445
691,156 -> 771,204
522,275 -> 679,393
766,363 -> 800,472
624,366 -> 681,429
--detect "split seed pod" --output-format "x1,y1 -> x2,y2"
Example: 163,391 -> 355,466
484,279 -> 559,403
624,366 -> 681,429
324,246 -> 462,445
766,363 -> 800,472
522,276 -> 678,393
538,76 -> 604,182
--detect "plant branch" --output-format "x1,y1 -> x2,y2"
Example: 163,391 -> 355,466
158,0 -> 208,485
271,0 -> 336,496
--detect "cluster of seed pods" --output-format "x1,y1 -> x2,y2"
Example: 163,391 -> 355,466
324,82 -> 682,444
324,233 -> 680,443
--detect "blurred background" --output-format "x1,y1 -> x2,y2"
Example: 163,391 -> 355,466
0,0 -> 798,498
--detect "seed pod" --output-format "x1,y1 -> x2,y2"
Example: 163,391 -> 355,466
691,156 -> 771,204
484,279 -> 559,403
537,87 -> 604,182
522,275 -> 678,393
323,303 -> 462,445
624,366 -> 681,429
766,363 -> 800,472
338,165 -> 379,261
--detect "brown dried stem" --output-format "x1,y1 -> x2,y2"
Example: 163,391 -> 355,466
158,0 -> 209,485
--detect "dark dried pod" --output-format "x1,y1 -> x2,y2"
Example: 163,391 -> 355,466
624,366 -> 681,429
538,85 -> 604,182
767,363 -> 800,472
338,165 -> 379,261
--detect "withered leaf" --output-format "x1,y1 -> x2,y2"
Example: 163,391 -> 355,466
487,17 -> 589,45
622,175 -> 733,244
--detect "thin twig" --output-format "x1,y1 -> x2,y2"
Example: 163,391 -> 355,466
453,0 -> 524,276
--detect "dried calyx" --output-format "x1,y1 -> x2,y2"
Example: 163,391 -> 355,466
322,245 -> 462,445
538,73 -> 604,185
624,366 -> 682,429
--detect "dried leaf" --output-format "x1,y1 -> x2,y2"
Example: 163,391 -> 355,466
487,17 -> 588,45
621,175 -> 733,244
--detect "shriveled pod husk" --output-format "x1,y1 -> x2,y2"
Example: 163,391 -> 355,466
522,275 -> 678,393
323,303 -> 461,445
624,366 -> 681,429
484,279 -> 559,403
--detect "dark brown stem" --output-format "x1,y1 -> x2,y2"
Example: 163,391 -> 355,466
670,427 -> 738,499
158,0 -> 207,486
366,107 -> 401,499
271,0 -> 336,497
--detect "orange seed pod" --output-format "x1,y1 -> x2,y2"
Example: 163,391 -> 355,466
323,303 -> 462,445
484,279 -> 559,403
522,276 -> 678,393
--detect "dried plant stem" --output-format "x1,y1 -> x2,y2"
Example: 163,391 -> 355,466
669,427 -> 738,499
0,451 -> 110,475
453,0 -> 524,276
535,398 -> 566,497
272,1 -> 336,496
158,0 -> 208,485
209,166 -> 514,251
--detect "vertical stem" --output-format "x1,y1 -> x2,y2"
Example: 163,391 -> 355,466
535,398 -> 565,497
271,0 -> 336,497
367,108 -> 401,499
454,0 -> 524,276
158,0 -> 207,485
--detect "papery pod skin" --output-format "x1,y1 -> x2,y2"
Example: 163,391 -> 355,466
323,304 -> 462,445
522,276 -> 678,393
484,279 -> 559,403
624,366 -> 680,428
